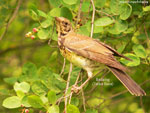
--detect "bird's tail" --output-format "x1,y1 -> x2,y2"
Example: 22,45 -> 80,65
108,67 -> 146,96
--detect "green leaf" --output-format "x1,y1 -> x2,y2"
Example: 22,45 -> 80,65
78,25 -> 90,36
40,95 -> 48,104
37,28 -> 50,39
132,45 -> 147,58
28,5 -> 39,21
67,104 -> 80,113
108,25 -> 121,35
21,96 -> 31,107
49,8 -> 61,17
120,53 -> 140,66
114,19 -> 128,32
95,17 -> 114,27
95,0 -> 106,8
85,109 -> 98,113
38,10 -> 47,18
60,7 -> 73,20
41,18 -> 53,28
143,6 -> 150,12
48,105 -> 59,113
4,77 -> 18,85
48,91 -> 57,105
49,7 -> 72,20
86,21 -> 103,33
0,89 -> 10,95
63,0 -> 78,5
31,81 -> 48,96
119,3 -> 132,20
124,26 -> 136,34
16,90 -> 25,99
38,67 -> 66,93
2,96 -> 21,109
28,95 -> 44,108
71,97 -> 79,106
19,62 -> 38,82
48,0 -> 61,7
14,82 -> 30,93
117,42 -> 127,53
110,0 -> 120,15
128,102 -> 138,112
81,2 -> 91,12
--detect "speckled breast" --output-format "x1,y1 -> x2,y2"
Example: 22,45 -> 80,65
58,37 -> 99,71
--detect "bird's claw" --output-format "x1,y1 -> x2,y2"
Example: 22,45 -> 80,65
71,85 -> 81,93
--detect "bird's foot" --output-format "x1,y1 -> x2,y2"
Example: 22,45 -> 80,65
71,85 -> 81,93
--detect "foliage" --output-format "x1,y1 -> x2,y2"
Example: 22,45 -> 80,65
0,0 -> 150,113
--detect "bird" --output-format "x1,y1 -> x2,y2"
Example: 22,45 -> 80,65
55,17 -> 146,96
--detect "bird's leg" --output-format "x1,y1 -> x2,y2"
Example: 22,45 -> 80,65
72,71 -> 92,93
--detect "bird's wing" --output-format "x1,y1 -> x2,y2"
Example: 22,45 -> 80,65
63,33 -> 127,71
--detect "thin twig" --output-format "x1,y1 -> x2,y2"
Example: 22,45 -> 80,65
96,9 -> 115,21
90,0 -> 95,38
75,0 -> 83,26
64,63 -> 72,112
81,75 -> 86,112
69,70 -> 81,103
144,23 -> 150,46
60,58 -> 66,76
68,92 -> 73,104
140,96 -> 146,113
0,0 -> 22,40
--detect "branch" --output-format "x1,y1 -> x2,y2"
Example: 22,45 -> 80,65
0,0 -> 22,40
64,63 -> 72,112
75,0 -> 83,26
140,96 -> 146,113
96,9 -> 115,21
81,75 -> 86,112
60,58 -> 66,76
90,0 -> 95,38
144,23 -> 150,46
69,70 -> 81,103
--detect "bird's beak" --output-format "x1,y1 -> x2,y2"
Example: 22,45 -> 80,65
55,17 -> 61,22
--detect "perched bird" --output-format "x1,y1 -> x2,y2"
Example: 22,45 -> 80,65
55,17 -> 146,96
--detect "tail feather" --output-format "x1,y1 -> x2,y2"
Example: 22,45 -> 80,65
108,67 -> 146,96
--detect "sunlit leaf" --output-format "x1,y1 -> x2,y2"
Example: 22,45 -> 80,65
119,3 -> 132,20
48,105 -> 59,113
37,28 -> 50,39
14,82 -> 30,93
2,96 -> 21,109
95,17 -> 114,27
48,91 -> 57,105
110,0 -> 120,15
132,44 -> 147,58
120,53 -> 140,66
67,104 -> 80,113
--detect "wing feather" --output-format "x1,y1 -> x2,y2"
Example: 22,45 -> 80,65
63,32 -> 127,71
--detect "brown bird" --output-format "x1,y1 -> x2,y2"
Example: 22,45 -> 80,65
55,17 -> 146,96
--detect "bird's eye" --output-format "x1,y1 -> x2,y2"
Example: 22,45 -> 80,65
63,22 -> 68,26
65,22 -> 68,26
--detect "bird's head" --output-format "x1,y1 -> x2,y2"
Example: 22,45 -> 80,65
55,17 -> 72,36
